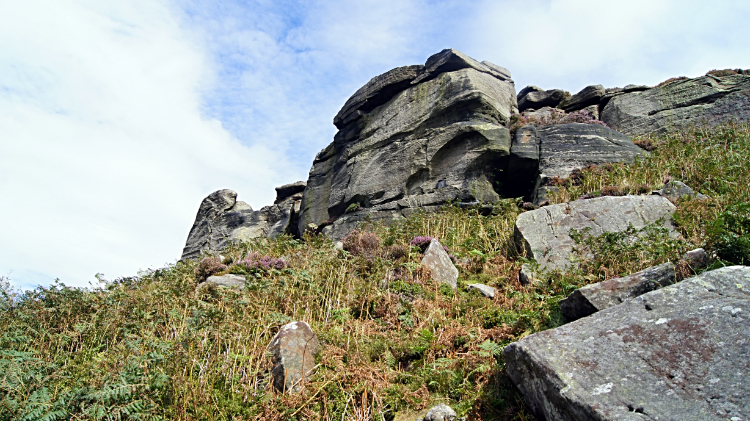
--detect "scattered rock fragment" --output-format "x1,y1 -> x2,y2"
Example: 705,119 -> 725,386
204,274 -> 246,288
655,180 -> 708,201
268,321 -> 321,393
468,283 -> 496,298
518,263 -> 538,285
421,239 -> 459,289
422,403 -> 457,421
559,262 -> 676,321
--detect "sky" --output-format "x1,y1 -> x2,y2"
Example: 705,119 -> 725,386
2,0 -> 749,290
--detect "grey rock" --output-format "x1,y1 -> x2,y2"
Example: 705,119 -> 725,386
412,48 -> 513,85
204,274 -> 246,288
298,50 -> 518,239
275,181 -> 306,204
421,239 -> 458,289
423,403 -> 457,421
468,283 -> 496,298
517,85 -> 544,100
514,195 -> 677,272
268,321 -> 321,393
533,123 -> 644,204
683,247 -> 709,271
519,263 -> 539,285
506,125 -> 540,198
601,73 -> 750,136
656,180 -> 708,201
622,84 -> 650,92
558,84 -> 605,112
504,265 -> 750,421
518,88 -> 567,112
181,188 -> 303,260
333,65 -> 424,129
559,262 -> 676,321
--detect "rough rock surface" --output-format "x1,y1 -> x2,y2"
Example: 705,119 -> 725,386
559,262 -> 676,321
422,403 -> 457,421
298,49 -> 518,239
204,274 -> 246,288
468,283 -> 496,298
519,263 -> 539,285
268,321 -> 321,393
515,195 -> 677,272
274,181 -> 306,204
655,180 -> 707,201
558,84 -> 605,112
529,123 -> 644,204
421,239 -> 458,289
518,87 -> 567,112
504,265 -> 750,421
601,73 -> 750,135
181,188 -> 303,260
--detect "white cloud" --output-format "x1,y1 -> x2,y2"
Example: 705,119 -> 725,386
468,0 -> 750,93
0,0 -> 287,289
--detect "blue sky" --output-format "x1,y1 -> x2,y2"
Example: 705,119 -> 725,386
2,0 -> 749,290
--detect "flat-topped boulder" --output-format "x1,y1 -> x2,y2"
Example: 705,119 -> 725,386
517,85 -> 567,112
504,265 -> 750,421
514,195 -> 677,272
601,72 -> 750,136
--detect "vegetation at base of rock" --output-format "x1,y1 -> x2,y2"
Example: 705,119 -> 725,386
509,107 -> 606,133
1,122 -> 748,420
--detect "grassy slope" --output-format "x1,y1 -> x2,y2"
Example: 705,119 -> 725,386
1,122 -> 749,421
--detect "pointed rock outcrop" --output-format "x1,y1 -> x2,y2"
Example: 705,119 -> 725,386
268,321 -> 321,393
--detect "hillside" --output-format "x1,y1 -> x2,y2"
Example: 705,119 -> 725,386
1,122 -> 749,420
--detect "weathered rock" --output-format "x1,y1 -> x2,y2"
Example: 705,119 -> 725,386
559,262 -> 676,321
268,321 -> 321,393
504,265 -> 750,421
601,73 -> 750,136
274,181 -> 306,204
655,180 -> 707,201
683,247 -> 709,271
333,65 -> 424,129
515,195 -> 678,272
558,84 -> 605,112
412,48 -> 512,85
421,239 -> 458,289
517,85 -> 544,100
518,263 -> 539,285
181,188 -> 303,260
518,87 -> 567,112
506,125 -> 540,198
468,283 -> 496,298
422,403 -> 457,421
204,274 -> 246,288
532,123 -> 644,204
299,49 -> 518,239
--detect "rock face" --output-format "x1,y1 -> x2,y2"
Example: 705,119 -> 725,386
298,49 -> 518,239
504,265 -> 750,421
518,86 -> 567,112
421,239 -> 458,289
529,123 -> 644,204
181,185 -> 304,260
514,195 -> 677,272
601,73 -> 750,135
268,321 -> 321,393
558,84 -> 605,112
559,262 -> 676,321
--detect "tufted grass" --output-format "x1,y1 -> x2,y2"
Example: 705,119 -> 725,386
1,122 -> 748,420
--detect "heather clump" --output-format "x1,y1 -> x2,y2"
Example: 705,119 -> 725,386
195,256 -> 227,282
408,235 -> 434,251
509,107 -> 608,132
342,229 -> 381,257
234,252 -> 288,272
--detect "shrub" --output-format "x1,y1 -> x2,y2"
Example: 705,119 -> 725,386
342,229 -> 381,257
195,256 -> 227,282
234,253 -> 287,271
707,202 -> 750,265
706,69 -> 739,77
408,236 -> 434,251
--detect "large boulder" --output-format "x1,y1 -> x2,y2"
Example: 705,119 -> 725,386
601,73 -> 750,136
421,239 -> 459,289
514,195 -> 677,272
518,86 -> 567,112
298,49 -> 518,239
504,265 -> 750,421
505,123 -> 644,204
181,185 -> 305,260
558,84 -> 605,112
268,321 -> 321,393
